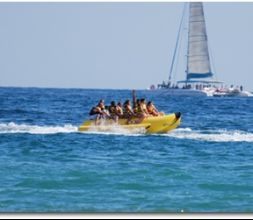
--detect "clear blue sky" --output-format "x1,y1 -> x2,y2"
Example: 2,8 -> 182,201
0,2 -> 253,90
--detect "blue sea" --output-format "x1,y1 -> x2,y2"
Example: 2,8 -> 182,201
0,87 -> 253,212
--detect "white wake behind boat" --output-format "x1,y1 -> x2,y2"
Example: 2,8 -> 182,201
213,88 -> 253,97
156,2 -> 251,97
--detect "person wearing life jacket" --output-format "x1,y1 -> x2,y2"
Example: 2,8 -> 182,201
89,100 -> 108,124
133,99 -> 140,114
139,98 -> 150,117
109,101 -> 119,122
109,101 -> 117,115
116,102 -> 124,118
131,91 -> 147,119
89,100 -> 105,116
123,100 -> 135,123
147,101 -> 165,116
98,99 -> 105,111
147,101 -> 159,116
131,98 -> 146,123
103,106 -> 111,118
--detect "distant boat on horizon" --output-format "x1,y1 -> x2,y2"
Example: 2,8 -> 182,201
156,2 -> 252,97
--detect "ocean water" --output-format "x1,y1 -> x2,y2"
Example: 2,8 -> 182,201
0,87 -> 253,212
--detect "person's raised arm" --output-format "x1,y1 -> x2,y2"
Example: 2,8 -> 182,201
132,90 -> 136,107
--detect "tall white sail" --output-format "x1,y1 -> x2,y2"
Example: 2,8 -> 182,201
187,2 -> 213,79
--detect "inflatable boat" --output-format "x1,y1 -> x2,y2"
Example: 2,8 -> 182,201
78,112 -> 181,134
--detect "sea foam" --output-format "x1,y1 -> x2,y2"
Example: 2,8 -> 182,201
0,122 -> 78,134
0,122 -> 253,142
163,128 -> 253,142
0,122 -> 145,136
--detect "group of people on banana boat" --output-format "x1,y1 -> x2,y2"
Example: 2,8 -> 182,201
89,91 -> 164,125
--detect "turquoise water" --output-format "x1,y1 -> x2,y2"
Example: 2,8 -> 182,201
0,87 -> 253,212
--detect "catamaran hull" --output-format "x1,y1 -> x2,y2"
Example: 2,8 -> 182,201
78,113 -> 181,134
213,91 -> 253,97
160,88 -> 213,97
157,88 -> 252,97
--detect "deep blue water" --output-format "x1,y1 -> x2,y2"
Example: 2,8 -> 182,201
0,87 -> 253,212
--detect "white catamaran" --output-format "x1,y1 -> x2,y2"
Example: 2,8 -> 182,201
157,2 -> 252,97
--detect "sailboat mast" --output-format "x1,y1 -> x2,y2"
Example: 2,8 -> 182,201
168,3 -> 187,84
186,2 -> 190,85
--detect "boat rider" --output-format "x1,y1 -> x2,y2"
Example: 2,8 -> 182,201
139,98 -> 150,117
123,100 -> 135,124
99,100 -> 111,118
94,99 -> 104,112
109,101 -> 119,123
89,100 -> 109,125
133,99 -> 140,114
116,102 -> 124,118
147,101 -> 159,116
132,91 -> 147,120
132,99 -> 146,123
147,101 -> 165,116
103,106 -> 111,118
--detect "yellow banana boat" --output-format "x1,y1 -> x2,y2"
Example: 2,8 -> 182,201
78,112 -> 181,134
